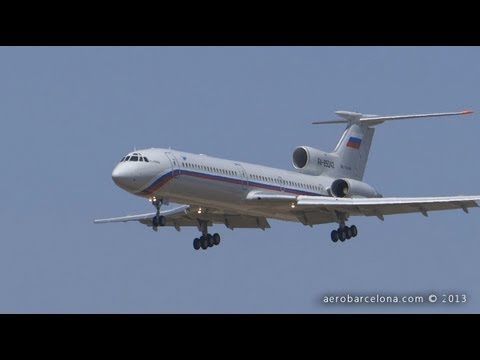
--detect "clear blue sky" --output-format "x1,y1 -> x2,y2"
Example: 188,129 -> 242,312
1,47 -> 479,313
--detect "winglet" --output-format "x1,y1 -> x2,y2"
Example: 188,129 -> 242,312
461,110 -> 474,115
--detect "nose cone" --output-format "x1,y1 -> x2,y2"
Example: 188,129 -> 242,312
112,162 -> 154,192
112,165 -> 136,191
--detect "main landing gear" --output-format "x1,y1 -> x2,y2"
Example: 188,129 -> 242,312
151,198 -> 167,229
330,225 -> 358,243
193,233 -> 221,250
330,211 -> 358,243
193,220 -> 221,251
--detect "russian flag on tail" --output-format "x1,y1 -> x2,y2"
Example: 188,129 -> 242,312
347,136 -> 362,149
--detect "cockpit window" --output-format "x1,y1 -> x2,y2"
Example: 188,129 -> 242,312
121,154 -> 150,162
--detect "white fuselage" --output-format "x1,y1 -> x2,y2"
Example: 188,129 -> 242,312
112,148 -> 345,222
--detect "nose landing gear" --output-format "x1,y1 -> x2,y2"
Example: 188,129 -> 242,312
150,197 -> 167,230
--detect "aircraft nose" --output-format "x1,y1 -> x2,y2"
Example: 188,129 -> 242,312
112,165 -> 135,190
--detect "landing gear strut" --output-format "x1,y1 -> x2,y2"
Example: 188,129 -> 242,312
193,220 -> 221,251
330,212 -> 358,243
151,198 -> 166,229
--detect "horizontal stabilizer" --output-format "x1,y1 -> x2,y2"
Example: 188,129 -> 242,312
313,110 -> 474,126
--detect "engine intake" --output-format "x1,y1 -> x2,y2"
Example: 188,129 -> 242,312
331,179 -> 349,197
292,146 -> 337,175
330,178 -> 381,198
293,147 -> 309,169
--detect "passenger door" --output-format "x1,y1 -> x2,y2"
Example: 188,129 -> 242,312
234,164 -> 248,190
165,152 -> 180,178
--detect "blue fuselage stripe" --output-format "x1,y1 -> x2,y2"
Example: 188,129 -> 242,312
141,169 -> 320,196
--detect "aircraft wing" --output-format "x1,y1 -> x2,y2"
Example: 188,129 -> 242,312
94,205 -> 191,226
295,195 -> 480,217
94,204 -> 270,231
247,192 -> 480,224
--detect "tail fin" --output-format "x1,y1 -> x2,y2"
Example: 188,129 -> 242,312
313,110 -> 474,181
330,122 -> 375,181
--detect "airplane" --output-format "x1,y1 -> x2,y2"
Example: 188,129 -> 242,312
95,110 -> 480,251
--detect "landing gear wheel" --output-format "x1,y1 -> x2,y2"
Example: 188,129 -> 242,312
200,236 -> 208,250
152,215 -> 166,227
338,228 -> 346,242
193,238 -> 200,250
345,226 -> 352,240
159,216 -> 166,226
207,234 -> 214,247
350,225 -> 358,237
331,230 -> 339,243
213,233 -> 221,245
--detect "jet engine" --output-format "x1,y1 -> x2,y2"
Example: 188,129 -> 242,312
292,146 -> 338,175
329,178 -> 381,198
